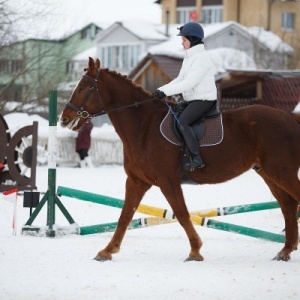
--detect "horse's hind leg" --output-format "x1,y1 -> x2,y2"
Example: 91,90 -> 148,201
257,170 -> 299,261
94,176 -> 151,261
159,181 -> 203,261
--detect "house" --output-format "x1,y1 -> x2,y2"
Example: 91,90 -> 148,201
65,21 -> 168,89
155,0 -> 300,68
94,21 -> 167,75
0,23 -> 102,112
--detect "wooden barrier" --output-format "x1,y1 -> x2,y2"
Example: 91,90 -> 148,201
57,186 -> 285,243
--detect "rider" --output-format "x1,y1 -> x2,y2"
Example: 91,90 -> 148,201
153,22 -> 217,170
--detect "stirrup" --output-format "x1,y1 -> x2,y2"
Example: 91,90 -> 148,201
184,156 -> 205,171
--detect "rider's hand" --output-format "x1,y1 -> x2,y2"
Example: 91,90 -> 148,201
153,90 -> 166,99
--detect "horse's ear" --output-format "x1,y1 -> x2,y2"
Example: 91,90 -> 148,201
88,57 -> 94,69
95,58 -> 101,69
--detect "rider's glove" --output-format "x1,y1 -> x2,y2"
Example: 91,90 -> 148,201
153,90 -> 166,99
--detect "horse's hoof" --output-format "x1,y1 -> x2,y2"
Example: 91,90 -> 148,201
184,255 -> 204,262
272,254 -> 290,262
93,255 -> 112,262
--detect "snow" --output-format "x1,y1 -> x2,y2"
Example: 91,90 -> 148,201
293,102 -> 300,112
96,20 -> 167,42
1,114 -> 300,299
72,46 -> 97,61
203,22 -> 293,53
0,166 -> 299,299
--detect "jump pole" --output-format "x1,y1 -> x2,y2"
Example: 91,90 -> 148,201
80,217 -> 174,235
22,91 -> 76,237
57,186 -> 285,243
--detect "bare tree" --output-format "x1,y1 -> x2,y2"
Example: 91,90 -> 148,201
0,1 -> 68,116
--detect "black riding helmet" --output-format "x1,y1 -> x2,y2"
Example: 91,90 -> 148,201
177,22 -> 204,47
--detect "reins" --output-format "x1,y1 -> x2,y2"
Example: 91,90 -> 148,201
103,97 -> 157,115
65,68 -> 157,120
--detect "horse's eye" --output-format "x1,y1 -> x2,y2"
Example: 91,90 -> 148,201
78,87 -> 85,93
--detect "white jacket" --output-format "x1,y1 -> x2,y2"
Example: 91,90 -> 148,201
159,44 -> 217,101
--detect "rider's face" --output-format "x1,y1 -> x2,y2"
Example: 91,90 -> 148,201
181,37 -> 191,50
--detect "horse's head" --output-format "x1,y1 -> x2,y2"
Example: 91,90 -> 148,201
60,57 -> 104,131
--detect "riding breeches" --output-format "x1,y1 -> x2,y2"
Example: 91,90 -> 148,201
178,100 -> 217,155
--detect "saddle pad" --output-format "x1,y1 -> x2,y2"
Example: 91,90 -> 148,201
160,109 -> 224,147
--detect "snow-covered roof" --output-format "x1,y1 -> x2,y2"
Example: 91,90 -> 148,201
96,20 -> 167,42
208,48 -> 256,73
72,46 -> 97,61
152,21 -> 293,55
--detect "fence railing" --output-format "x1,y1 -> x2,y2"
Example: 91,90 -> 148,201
37,136 -> 123,167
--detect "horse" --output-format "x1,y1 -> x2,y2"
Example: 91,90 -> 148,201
60,57 -> 300,262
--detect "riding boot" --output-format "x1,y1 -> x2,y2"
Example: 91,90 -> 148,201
181,126 -> 205,170
190,153 -> 205,169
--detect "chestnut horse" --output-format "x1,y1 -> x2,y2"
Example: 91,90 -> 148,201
60,57 -> 300,262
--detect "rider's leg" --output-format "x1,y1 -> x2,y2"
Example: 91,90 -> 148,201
178,100 -> 216,169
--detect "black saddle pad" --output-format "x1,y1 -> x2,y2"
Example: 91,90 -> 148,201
160,109 -> 224,147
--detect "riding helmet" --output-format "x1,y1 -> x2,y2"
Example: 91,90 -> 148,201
177,22 -> 204,40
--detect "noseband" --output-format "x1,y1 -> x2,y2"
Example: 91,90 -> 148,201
65,68 -> 157,120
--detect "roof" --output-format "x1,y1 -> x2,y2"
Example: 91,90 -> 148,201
149,21 -> 293,58
96,21 -> 167,42
216,69 -> 300,82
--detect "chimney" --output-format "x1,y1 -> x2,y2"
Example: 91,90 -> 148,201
165,9 -> 170,37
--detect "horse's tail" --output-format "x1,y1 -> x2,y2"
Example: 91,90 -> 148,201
291,112 -> 300,125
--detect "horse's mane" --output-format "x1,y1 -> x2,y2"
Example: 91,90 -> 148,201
103,68 -> 152,97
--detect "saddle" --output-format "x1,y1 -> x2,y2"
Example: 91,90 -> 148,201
160,101 -> 224,172
160,101 -> 224,148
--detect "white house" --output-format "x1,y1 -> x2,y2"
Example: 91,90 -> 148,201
94,21 -> 167,75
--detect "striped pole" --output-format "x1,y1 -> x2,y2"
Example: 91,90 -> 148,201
57,186 -> 285,243
80,217 -> 174,235
46,90 -> 58,237
22,91 -> 75,236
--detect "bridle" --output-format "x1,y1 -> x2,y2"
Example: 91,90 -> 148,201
65,68 -> 157,120
65,68 -> 104,119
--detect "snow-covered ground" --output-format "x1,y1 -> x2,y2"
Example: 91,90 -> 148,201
0,165 -> 299,300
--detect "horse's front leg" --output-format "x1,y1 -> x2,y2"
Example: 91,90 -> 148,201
159,181 -> 203,262
94,176 -> 151,261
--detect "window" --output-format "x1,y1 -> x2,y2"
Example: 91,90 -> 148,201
282,12 -> 295,31
66,61 -> 75,74
0,60 -> 9,74
99,44 -> 142,72
11,60 -> 22,74
81,27 -> 91,39
202,5 -> 223,24
176,6 -> 197,23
